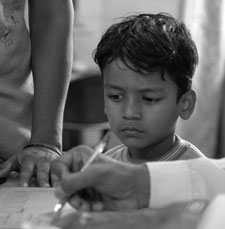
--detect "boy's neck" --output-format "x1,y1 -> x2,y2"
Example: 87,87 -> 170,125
127,135 -> 177,163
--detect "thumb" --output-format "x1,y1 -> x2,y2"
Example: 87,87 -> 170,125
55,185 -> 68,201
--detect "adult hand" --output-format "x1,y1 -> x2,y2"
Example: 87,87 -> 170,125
51,145 -> 150,211
0,146 -> 59,187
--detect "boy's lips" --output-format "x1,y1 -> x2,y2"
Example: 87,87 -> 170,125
121,127 -> 143,133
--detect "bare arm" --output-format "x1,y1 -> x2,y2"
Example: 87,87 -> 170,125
28,0 -> 74,150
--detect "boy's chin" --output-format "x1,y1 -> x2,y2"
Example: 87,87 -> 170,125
121,139 -> 148,149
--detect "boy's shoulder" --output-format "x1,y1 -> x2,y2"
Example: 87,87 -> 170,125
177,136 -> 206,160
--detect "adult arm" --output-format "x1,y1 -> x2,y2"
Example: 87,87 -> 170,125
24,0 -> 74,186
28,0 -> 73,150
52,145 -> 225,210
148,158 -> 225,208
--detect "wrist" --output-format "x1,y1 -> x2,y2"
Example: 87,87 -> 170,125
23,142 -> 62,156
30,128 -> 62,151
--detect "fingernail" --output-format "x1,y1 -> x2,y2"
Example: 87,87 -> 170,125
43,183 -> 50,188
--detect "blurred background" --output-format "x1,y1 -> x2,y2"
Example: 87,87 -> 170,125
63,0 -> 225,158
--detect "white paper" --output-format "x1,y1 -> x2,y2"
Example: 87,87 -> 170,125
0,187 -> 73,229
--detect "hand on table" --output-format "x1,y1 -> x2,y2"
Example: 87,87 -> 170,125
0,146 -> 60,187
51,145 -> 150,211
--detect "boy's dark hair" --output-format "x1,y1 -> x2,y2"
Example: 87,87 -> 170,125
93,13 -> 198,100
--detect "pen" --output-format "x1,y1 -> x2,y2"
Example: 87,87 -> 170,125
52,130 -> 111,222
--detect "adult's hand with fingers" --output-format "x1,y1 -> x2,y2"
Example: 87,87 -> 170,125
0,146 -> 60,187
50,145 -> 95,179
51,145 -> 150,211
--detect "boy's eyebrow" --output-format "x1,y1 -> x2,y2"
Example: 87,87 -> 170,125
104,84 -> 164,92
104,84 -> 122,90
140,88 -> 165,94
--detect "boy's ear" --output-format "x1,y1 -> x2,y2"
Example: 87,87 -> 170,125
178,89 -> 196,120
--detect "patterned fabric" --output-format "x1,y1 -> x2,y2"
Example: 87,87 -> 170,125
0,0 -> 33,159
105,135 -> 205,164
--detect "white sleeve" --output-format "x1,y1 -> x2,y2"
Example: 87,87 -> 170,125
145,158 -> 225,208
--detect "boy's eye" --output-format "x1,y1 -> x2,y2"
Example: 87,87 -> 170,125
108,94 -> 123,101
143,96 -> 159,103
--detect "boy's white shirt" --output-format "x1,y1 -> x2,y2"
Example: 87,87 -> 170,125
146,158 -> 225,208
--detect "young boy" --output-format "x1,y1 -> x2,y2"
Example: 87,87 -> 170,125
93,13 -> 205,163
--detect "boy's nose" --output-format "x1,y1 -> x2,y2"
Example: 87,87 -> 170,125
122,100 -> 141,120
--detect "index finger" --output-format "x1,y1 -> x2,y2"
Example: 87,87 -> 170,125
19,156 -> 36,187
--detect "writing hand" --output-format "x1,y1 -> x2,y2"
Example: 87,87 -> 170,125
51,145 -> 150,211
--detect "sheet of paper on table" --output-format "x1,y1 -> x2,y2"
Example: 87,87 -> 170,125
0,187 -> 75,229
0,185 -> 220,229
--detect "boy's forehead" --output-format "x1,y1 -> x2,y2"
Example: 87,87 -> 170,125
103,58 -> 149,77
103,58 -> 164,80
103,59 -> 177,91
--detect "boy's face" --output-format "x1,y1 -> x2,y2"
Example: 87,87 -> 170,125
103,59 -> 180,157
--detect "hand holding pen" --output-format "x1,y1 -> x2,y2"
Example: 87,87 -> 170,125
51,131 -> 111,221
51,131 -> 150,216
